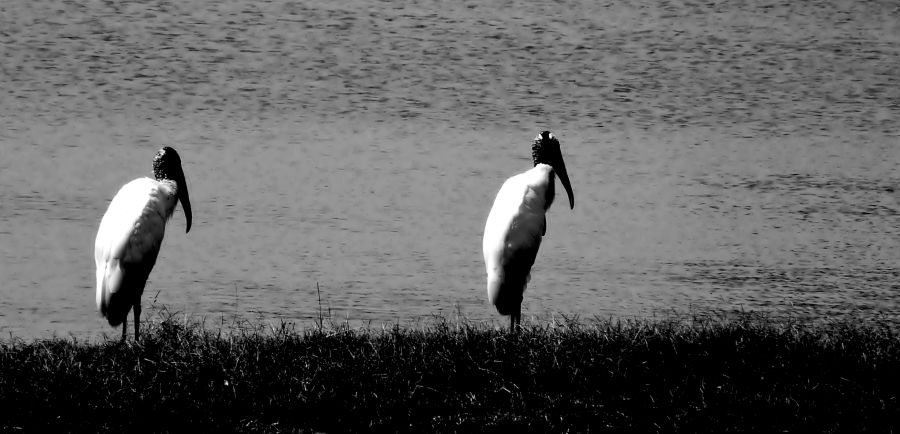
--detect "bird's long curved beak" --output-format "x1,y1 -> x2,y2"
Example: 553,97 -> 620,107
555,154 -> 574,209
178,175 -> 192,233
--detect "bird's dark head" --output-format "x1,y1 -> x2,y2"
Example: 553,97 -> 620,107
532,131 -> 574,209
153,146 -> 192,233
153,146 -> 183,180
531,131 -> 560,166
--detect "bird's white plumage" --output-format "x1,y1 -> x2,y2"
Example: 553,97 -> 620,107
483,164 -> 555,319
95,177 -> 179,329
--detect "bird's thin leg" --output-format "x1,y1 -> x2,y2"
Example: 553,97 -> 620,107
134,303 -> 141,341
510,307 -> 521,333
122,317 -> 128,342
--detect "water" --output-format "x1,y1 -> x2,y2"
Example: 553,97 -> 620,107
1,0 -> 898,340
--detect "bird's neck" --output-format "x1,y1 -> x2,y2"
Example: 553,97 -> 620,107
545,169 -> 556,210
527,164 -> 556,211
155,178 -> 180,198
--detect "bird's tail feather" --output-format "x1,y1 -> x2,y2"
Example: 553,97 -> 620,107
487,244 -> 538,316
97,260 -> 142,327
490,277 -> 528,316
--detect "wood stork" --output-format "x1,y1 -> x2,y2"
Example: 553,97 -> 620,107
94,146 -> 192,341
483,131 -> 574,331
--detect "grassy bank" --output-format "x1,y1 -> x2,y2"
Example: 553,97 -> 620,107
1,313 -> 899,433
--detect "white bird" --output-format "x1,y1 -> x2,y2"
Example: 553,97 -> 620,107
94,146 -> 192,341
483,131 -> 574,331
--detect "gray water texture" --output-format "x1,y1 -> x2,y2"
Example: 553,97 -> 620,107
1,0 -> 898,339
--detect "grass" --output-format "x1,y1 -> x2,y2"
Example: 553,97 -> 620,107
1,311 -> 899,433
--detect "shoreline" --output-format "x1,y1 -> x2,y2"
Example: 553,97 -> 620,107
2,312 -> 898,432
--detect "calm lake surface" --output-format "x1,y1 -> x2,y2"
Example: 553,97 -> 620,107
1,0 -> 898,340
